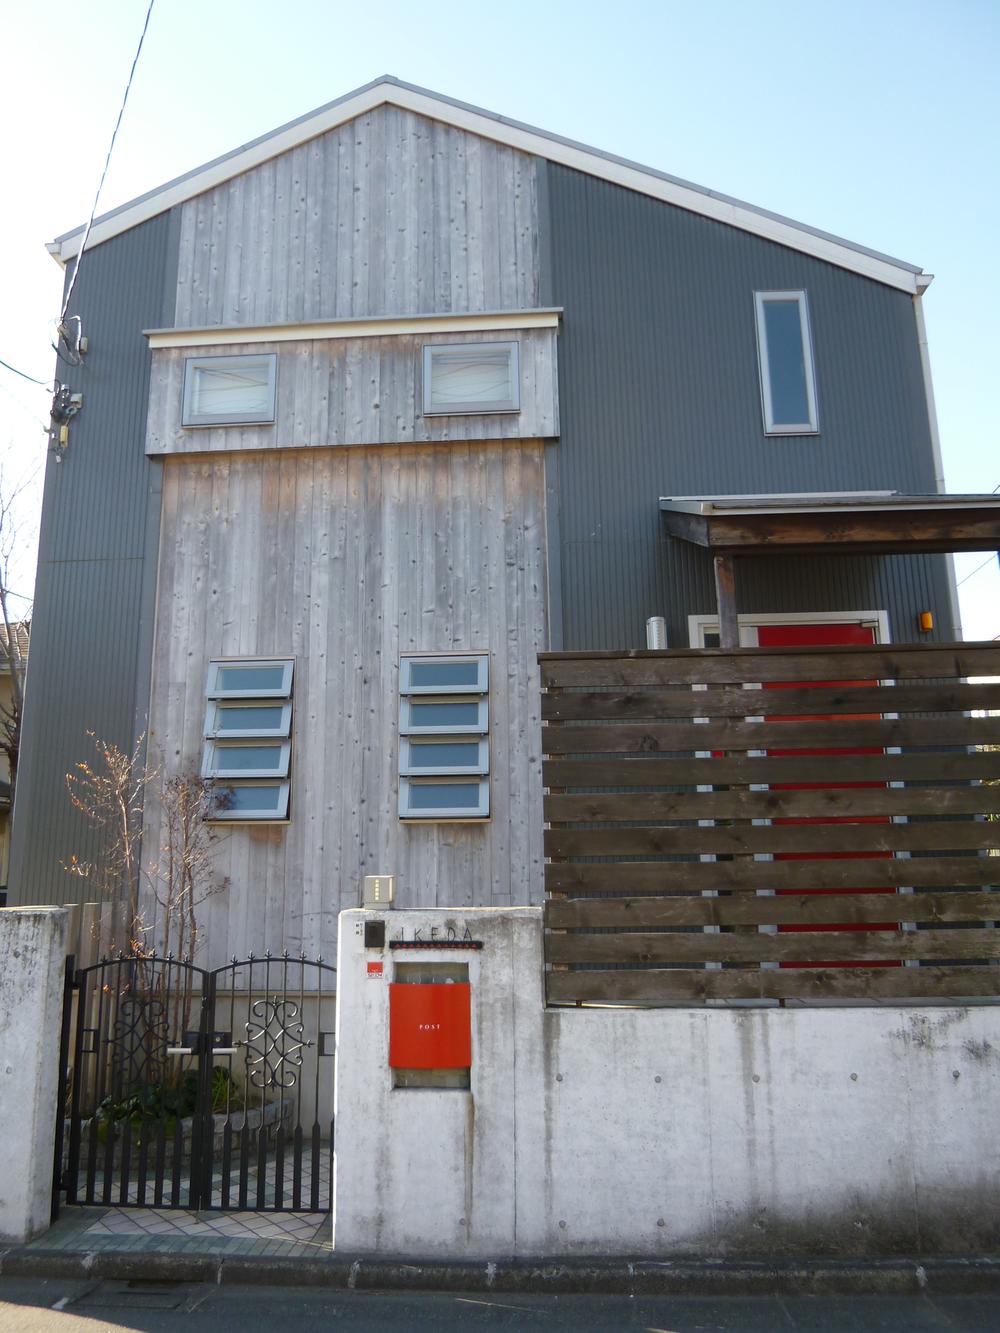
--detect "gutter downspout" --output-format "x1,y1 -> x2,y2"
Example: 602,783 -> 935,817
914,279 -> 963,640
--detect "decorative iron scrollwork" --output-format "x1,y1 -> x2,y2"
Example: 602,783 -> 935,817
243,997 -> 315,1089
110,994 -> 168,1095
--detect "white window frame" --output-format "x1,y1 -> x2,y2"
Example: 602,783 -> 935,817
202,657 -> 293,822
753,291 -> 819,435
399,695 -> 489,736
203,699 -> 293,739
399,735 -> 490,776
206,658 -> 294,699
688,609 -> 890,648
399,654 -> 490,694
422,342 -> 520,416
399,777 -> 490,820
206,780 -> 291,822
399,653 -> 490,820
201,738 -> 292,780
182,353 -> 277,428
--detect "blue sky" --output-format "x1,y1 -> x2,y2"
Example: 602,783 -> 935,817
2,0 -> 997,634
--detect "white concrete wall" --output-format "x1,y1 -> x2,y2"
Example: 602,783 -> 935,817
0,907 -> 67,1243
334,907 -> 1000,1258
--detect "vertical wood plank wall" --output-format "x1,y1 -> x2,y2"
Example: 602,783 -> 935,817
145,329 -> 559,454
144,444 -> 548,967
172,104 -> 539,328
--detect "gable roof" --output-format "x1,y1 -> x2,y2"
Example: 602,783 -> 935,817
47,76 -> 927,294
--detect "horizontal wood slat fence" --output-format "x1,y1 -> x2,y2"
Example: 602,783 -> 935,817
540,642 -> 1000,1007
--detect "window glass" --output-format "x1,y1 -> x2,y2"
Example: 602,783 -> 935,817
407,781 -> 482,811
762,300 -> 810,426
423,343 -> 518,414
183,354 -> 277,426
754,292 -> 818,434
203,658 -> 293,820
406,740 -> 483,770
216,664 -> 287,693
398,653 -> 489,818
192,363 -> 270,417
214,705 -> 287,732
408,659 -> 483,690
407,700 -> 483,730
212,744 -> 286,773
218,784 -> 283,813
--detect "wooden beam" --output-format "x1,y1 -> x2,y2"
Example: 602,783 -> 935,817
713,554 -> 739,650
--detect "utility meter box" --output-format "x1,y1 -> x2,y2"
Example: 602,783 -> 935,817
389,982 -> 471,1070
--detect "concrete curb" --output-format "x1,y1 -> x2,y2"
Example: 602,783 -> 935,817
2,1247 -> 1000,1295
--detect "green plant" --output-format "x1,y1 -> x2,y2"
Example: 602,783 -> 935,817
94,1065 -> 243,1134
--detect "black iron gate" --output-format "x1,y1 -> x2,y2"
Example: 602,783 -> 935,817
54,953 -> 336,1215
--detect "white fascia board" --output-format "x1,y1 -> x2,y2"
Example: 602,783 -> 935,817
145,308 -> 561,349
659,492 -> 1000,517
48,76 -> 926,293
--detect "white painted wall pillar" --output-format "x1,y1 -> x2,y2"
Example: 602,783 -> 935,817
0,907 -> 68,1243
333,907 -> 543,1256
333,906 -> 1000,1259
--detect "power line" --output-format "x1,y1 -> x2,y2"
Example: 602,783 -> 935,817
60,0 -> 156,322
953,484 -> 1000,587
956,554 -> 998,588
0,357 -> 50,389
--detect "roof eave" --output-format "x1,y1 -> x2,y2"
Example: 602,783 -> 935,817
46,77 -> 926,292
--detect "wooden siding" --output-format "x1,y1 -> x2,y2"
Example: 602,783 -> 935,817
146,329 -> 559,455
541,643 -> 1000,1006
173,104 -> 539,328
143,443 -> 548,967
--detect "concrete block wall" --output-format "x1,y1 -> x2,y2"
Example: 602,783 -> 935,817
334,907 -> 1000,1258
0,908 -> 67,1243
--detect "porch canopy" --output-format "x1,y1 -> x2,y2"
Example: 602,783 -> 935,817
658,490 -> 1000,646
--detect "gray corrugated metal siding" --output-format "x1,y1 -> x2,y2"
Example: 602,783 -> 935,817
543,163 -> 955,648
9,211 -> 178,905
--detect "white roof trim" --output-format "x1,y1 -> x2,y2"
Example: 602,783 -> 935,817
659,491 -> 1000,517
48,77 -> 926,294
145,308 -> 561,350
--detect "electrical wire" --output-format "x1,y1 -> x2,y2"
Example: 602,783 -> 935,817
953,483 -> 1000,587
59,0 -> 156,322
957,554 -> 999,588
0,357 -> 51,388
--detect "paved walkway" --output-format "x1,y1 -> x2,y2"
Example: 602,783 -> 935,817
14,1206 -> 330,1261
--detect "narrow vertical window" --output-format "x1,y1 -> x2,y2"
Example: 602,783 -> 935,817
202,658 -> 293,820
754,292 -> 819,434
399,654 -> 490,819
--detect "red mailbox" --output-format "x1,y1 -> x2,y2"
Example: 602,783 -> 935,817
389,983 -> 471,1069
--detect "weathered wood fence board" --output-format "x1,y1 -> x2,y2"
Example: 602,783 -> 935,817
540,641 -> 1000,1007
545,967 -> 1000,1006
546,891 -> 1000,930
539,645 -> 1000,687
546,856 -> 1000,894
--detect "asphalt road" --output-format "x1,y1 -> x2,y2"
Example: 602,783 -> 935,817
1,1278 -> 998,1332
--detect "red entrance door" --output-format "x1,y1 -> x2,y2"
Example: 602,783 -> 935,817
756,621 -> 897,967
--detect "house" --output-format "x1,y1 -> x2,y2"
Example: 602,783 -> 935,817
9,75 -> 988,966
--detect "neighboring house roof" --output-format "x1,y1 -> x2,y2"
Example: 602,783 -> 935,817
47,76 -> 927,294
0,621 -> 29,669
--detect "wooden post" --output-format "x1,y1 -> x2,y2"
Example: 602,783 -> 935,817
713,554 -> 739,649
